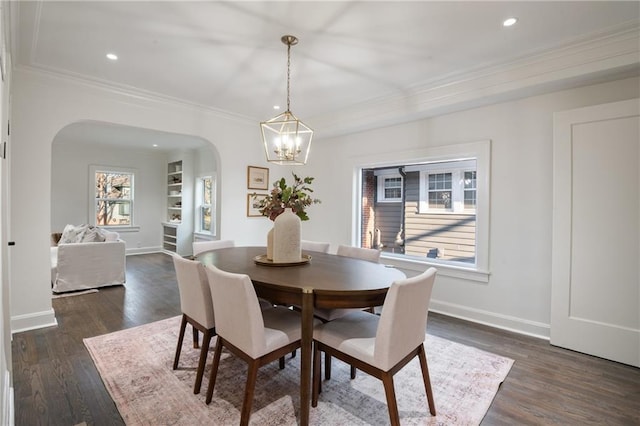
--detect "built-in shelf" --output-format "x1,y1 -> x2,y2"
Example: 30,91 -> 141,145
163,160 -> 183,253
166,160 -> 183,223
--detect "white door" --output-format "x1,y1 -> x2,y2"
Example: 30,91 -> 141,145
551,98 -> 640,367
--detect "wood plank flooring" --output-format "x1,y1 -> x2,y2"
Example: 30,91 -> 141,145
12,253 -> 640,425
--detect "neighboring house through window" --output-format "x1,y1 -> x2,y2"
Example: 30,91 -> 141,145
90,165 -> 134,227
357,140 -> 490,275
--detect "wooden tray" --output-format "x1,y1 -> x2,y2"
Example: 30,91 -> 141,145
253,254 -> 311,266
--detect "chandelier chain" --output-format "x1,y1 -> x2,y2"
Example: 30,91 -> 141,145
286,41 -> 291,112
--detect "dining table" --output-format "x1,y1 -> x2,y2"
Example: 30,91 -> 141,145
196,245 -> 406,426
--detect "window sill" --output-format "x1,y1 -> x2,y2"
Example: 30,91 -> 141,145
380,253 -> 490,283
100,225 -> 140,233
193,231 -> 216,239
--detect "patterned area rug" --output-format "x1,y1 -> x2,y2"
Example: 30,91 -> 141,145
52,288 -> 99,298
84,316 -> 513,425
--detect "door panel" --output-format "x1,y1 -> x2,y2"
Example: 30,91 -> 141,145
552,98 -> 639,367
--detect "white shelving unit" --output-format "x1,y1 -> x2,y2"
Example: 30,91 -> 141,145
164,160 -> 183,253
167,160 -> 183,223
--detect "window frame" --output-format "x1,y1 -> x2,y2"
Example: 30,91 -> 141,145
375,169 -> 403,203
352,140 -> 491,282
89,165 -> 136,228
413,159 -> 477,214
194,174 -> 216,237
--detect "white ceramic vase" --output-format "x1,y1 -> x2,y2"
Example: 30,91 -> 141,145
273,209 -> 301,263
266,227 -> 274,260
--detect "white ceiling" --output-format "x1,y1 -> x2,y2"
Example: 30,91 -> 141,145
11,1 -> 640,147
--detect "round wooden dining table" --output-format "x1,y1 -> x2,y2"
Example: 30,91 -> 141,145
196,246 -> 406,426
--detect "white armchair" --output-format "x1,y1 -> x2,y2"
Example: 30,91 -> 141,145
51,227 -> 126,293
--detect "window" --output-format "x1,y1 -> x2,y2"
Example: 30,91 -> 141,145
195,175 -> 215,235
417,160 -> 477,214
375,170 -> 403,202
428,172 -> 452,209
356,140 -> 490,278
91,167 -> 134,226
464,171 -> 477,209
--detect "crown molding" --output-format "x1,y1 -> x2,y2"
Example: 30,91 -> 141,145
311,25 -> 640,138
14,64 -> 256,126
13,23 -> 640,139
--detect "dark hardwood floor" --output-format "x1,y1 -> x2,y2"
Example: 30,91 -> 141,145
12,253 -> 640,425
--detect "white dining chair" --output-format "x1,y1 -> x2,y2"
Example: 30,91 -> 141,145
301,240 -> 330,253
171,254 -> 215,394
315,244 -> 382,378
312,267 -> 438,425
204,264 -> 319,425
192,239 -> 235,257
336,244 -> 381,262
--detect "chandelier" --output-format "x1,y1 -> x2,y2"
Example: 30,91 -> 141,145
260,35 -> 313,165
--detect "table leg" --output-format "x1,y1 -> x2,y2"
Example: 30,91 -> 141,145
300,288 -> 314,426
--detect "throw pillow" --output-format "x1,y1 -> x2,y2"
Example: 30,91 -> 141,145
60,224 -> 88,244
51,233 -> 63,247
102,230 -> 120,242
82,226 -> 106,243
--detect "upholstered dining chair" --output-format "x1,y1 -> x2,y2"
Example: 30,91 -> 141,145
317,244 -> 382,379
171,254 -> 216,394
336,244 -> 381,262
301,240 -> 330,253
192,239 -> 235,257
204,264 -> 319,425
312,267 -> 438,425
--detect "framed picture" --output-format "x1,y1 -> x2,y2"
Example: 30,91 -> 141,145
247,193 -> 267,217
247,166 -> 269,190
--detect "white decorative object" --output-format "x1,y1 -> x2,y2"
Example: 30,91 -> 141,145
266,228 -> 274,260
273,209 -> 301,263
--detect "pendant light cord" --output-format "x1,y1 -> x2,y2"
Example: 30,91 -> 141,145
286,41 -> 291,112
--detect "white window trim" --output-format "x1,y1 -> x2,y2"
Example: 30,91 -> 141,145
374,169 -> 403,202
351,140 -> 491,280
89,165 -> 136,227
194,174 -> 216,237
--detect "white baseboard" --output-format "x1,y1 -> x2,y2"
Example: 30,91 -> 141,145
429,299 -> 550,340
11,309 -> 58,334
126,246 -> 163,255
3,371 -> 13,426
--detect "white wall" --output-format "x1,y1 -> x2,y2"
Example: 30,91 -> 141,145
0,4 -> 11,421
300,76 -> 640,338
10,68 -> 274,332
9,64 -> 640,339
51,139 -> 167,252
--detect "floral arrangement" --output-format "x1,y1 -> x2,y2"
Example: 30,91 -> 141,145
253,173 -> 321,221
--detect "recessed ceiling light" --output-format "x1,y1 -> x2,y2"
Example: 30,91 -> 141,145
106,53 -> 118,61
273,105 -> 280,110
152,144 -> 158,147
503,17 -> 518,27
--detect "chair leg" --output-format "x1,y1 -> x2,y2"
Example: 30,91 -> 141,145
312,342 -> 321,406
324,353 -> 331,380
173,314 -> 188,370
279,356 -> 285,370
192,325 -> 200,349
193,329 -> 213,394
240,360 -> 260,426
418,345 -> 437,416
381,372 -> 400,426
205,338 -> 224,404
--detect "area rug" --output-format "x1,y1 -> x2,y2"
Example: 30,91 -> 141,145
52,288 -> 99,298
84,316 -> 513,425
